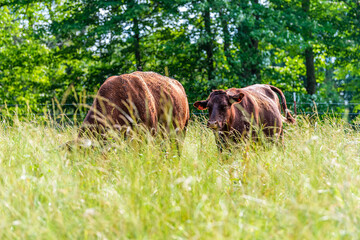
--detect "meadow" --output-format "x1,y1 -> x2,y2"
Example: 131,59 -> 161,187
0,113 -> 359,239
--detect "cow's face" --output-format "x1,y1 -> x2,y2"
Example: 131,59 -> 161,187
194,90 -> 244,131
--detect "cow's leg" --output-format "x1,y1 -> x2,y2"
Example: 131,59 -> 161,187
173,128 -> 186,157
169,116 -> 189,157
271,121 -> 284,146
279,127 -> 285,147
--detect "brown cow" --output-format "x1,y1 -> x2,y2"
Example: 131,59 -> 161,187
194,84 -> 295,149
80,71 -> 189,138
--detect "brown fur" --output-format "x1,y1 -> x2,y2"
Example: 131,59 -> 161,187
194,84 -> 295,145
81,71 -> 190,136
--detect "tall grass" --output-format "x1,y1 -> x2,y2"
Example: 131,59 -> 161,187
0,114 -> 359,239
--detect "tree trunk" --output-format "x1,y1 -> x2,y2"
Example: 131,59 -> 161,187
304,47 -> 316,94
204,3 -> 214,81
219,9 -> 233,67
236,0 -> 261,84
220,7 -> 242,80
250,0 -> 261,81
133,17 -> 142,71
302,0 -> 316,95
249,39 -> 260,81
219,9 -> 230,58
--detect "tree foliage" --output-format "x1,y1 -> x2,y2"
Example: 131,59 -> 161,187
0,0 -> 359,116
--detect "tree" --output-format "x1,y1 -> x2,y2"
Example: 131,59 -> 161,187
0,3 -> 52,108
301,0 -> 316,95
1,0 -> 360,117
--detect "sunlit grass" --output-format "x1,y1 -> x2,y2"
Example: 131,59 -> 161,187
0,114 -> 359,239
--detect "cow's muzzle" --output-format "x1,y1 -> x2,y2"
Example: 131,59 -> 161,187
207,121 -> 220,130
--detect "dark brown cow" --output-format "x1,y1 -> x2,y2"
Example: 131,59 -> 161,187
194,84 -> 295,149
81,71 -> 189,137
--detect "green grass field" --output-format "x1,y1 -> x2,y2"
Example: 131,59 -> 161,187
0,115 -> 359,239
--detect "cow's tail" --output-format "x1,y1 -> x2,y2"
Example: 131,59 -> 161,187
269,85 -> 296,124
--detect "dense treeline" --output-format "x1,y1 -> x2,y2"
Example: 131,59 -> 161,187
0,0 -> 359,115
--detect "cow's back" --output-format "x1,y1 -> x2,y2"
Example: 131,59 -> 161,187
241,84 -> 281,110
83,71 -> 189,132
227,85 -> 284,136
130,71 -> 189,129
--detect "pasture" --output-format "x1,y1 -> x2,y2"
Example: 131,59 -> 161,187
0,114 -> 359,239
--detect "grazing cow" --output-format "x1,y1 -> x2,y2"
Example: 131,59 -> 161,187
194,84 -> 295,149
80,71 -> 189,137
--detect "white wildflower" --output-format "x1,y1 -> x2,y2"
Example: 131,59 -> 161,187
83,208 -> 96,217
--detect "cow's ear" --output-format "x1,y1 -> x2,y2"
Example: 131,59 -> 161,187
229,93 -> 245,104
193,100 -> 208,110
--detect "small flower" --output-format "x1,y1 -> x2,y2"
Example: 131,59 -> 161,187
310,135 -> 319,141
12,220 -> 21,226
83,208 -> 96,217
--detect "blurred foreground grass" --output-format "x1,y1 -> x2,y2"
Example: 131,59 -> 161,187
0,115 -> 359,239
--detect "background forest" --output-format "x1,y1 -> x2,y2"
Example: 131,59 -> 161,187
0,0 -> 359,119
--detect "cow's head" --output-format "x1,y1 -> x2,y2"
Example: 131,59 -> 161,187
194,90 -> 245,131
